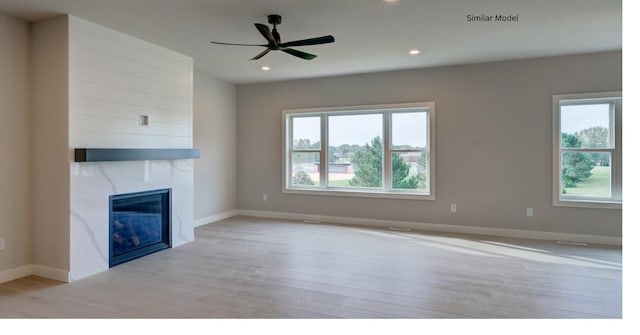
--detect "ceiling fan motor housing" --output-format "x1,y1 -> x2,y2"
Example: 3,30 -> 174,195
268,14 -> 282,26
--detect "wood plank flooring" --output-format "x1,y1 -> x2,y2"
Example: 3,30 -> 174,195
0,216 -> 622,318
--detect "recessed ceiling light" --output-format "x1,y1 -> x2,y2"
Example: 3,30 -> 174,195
261,66 -> 271,71
383,0 -> 399,3
409,49 -> 421,55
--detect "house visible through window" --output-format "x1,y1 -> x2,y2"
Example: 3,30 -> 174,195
552,92 -> 622,209
284,102 -> 435,200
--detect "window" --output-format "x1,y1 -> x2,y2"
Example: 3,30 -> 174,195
283,102 -> 435,200
552,92 -> 622,209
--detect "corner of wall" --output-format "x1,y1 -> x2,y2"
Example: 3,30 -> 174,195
0,12 -> 33,273
193,73 -> 238,220
30,15 -> 71,272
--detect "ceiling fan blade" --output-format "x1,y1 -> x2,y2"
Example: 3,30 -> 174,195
282,48 -> 317,61
273,30 -> 282,44
280,35 -> 335,48
255,23 -> 277,45
211,41 -> 267,47
251,48 -> 271,60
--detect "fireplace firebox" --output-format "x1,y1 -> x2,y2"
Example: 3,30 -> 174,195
109,188 -> 171,267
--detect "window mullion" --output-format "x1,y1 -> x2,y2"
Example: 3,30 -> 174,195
320,115 -> 328,188
287,116 -> 292,189
383,111 -> 391,191
560,148 -> 615,153
609,101 -> 615,150
614,100 -> 622,201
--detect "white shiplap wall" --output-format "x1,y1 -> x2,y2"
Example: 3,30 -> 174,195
67,16 -> 195,281
69,16 -> 193,148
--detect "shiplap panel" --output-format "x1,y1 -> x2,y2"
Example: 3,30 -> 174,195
69,16 -> 193,149
73,27 -> 190,75
74,63 -> 190,100
73,80 -> 190,112
78,114 -> 189,137
77,132 -> 190,148
72,46 -> 189,87
73,98 -> 189,124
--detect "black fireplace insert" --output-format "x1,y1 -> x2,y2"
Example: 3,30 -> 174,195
109,188 -> 171,267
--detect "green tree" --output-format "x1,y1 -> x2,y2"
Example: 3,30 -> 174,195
329,144 -> 361,163
292,138 -> 320,150
577,126 -> 610,166
349,136 -> 383,187
328,146 -> 339,163
416,151 -> 428,189
348,136 -> 419,189
292,170 -> 315,186
392,153 -> 420,189
292,139 -> 320,165
562,133 -> 595,188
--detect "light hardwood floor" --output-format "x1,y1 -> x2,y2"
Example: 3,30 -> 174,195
0,216 -> 622,318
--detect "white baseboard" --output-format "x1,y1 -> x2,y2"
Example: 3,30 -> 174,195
237,209 -> 622,246
0,265 -> 32,284
32,264 -> 70,283
193,210 -> 239,227
0,264 -> 69,284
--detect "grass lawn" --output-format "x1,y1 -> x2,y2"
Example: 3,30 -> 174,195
328,179 -> 351,187
293,180 -> 351,187
563,166 -> 610,197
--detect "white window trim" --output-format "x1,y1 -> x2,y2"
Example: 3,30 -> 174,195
283,102 -> 435,200
552,91 -> 622,209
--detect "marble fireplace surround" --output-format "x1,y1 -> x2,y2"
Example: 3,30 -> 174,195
70,150 -> 198,281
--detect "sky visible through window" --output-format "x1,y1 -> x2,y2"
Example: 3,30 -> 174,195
329,114 -> 382,146
293,110 -> 427,147
393,112 -> 427,148
561,103 -> 610,134
292,116 -> 320,145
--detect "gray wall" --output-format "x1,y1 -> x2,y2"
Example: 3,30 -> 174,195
237,51 -> 622,238
193,73 -> 237,220
0,13 -> 31,273
30,16 -> 70,271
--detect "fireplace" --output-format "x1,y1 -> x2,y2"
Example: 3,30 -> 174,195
109,188 -> 172,267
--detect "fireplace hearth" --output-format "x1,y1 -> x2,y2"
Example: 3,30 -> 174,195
109,188 -> 172,267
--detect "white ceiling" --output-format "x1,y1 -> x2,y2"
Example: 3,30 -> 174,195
0,0 -> 622,84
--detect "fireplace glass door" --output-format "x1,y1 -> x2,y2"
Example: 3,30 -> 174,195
109,188 -> 171,267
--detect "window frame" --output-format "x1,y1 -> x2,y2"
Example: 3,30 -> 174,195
283,102 -> 435,200
289,115 -> 323,189
552,91 -> 622,209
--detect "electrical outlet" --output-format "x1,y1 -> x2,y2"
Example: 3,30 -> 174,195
139,114 -> 149,126
450,204 -> 457,212
0,237 -> 4,250
526,208 -> 534,217
263,194 -> 268,202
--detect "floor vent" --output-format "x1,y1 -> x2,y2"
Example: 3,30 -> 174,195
556,240 -> 588,246
388,227 -> 411,232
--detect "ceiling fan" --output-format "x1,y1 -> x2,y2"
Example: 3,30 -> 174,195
210,14 -> 335,61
